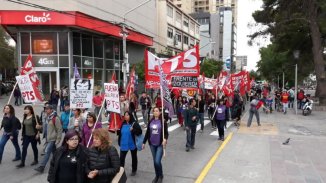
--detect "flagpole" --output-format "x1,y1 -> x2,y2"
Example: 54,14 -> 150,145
7,81 -> 18,105
160,85 -> 166,157
86,96 -> 106,148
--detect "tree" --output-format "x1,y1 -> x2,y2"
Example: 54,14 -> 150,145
249,70 -> 262,81
134,61 -> 145,82
250,0 -> 326,104
200,58 -> 224,78
0,27 -> 15,69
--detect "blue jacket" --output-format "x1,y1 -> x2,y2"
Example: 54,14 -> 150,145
60,111 -> 72,130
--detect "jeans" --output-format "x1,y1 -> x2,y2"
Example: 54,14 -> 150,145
186,125 -> 197,148
247,107 -> 260,127
289,97 -> 294,108
283,103 -> 288,113
120,149 -> 138,172
142,109 -> 149,124
40,141 -> 56,167
149,145 -> 163,177
198,113 -> 204,130
0,131 -> 21,161
21,135 -> 38,163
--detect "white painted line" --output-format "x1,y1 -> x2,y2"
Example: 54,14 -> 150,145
210,130 -> 219,136
168,123 -> 181,132
196,120 -> 211,132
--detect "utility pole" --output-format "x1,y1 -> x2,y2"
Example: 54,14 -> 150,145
122,0 -> 152,89
282,71 -> 285,91
295,64 -> 298,115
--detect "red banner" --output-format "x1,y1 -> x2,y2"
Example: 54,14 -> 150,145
145,45 -> 200,88
20,55 -> 43,102
126,66 -> 135,100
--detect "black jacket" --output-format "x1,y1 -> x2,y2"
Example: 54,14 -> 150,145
0,115 -> 20,134
143,118 -> 169,146
117,121 -> 142,147
48,145 -> 88,183
86,146 -> 120,183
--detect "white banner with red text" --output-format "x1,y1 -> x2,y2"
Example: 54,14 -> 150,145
104,83 -> 120,114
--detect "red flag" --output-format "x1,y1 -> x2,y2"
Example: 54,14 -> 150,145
240,78 -> 246,96
126,66 -> 135,100
110,72 -> 117,84
20,55 -> 43,102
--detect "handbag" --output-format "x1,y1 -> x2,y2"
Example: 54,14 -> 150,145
112,167 -> 127,183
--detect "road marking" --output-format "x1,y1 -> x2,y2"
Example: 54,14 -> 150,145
195,132 -> 234,183
196,120 -> 211,131
209,122 -> 233,136
168,123 -> 181,132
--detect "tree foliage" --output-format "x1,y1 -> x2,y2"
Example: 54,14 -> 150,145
249,70 -> 262,81
250,0 -> 326,104
134,61 -> 145,82
0,27 -> 15,69
200,58 -> 224,78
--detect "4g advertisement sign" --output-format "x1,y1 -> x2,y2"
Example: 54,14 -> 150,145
104,83 -> 120,114
16,75 -> 37,103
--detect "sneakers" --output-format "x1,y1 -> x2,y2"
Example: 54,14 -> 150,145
157,176 -> 163,183
152,177 -> 158,183
34,166 -> 45,173
16,162 -> 25,168
186,147 -> 190,152
190,146 -> 195,149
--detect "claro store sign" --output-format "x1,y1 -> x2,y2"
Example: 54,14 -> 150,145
25,12 -> 51,23
0,11 -> 75,25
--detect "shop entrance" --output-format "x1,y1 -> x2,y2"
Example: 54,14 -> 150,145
35,68 -> 60,101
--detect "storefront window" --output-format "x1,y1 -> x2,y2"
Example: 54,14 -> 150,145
94,69 -> 103,90
73,32 -> 81,55
94,37 -> 103,58
105,40 -> 114,59
105,59 -> 114,69
60,69 -> 69,88
82,34 -> 92,57
82,69 -> 93,79
73,56 -> 81,69
94,58 -> 103,69
114,42 -> 120,60
82,57 -> 93,69
20,32 -> 30,54
106,70 -> 115,82
31,32 -> 57,54
59,32 -> 68,54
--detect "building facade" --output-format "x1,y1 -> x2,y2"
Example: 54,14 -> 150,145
169,0 -> 193,14
156,0 -> 200,56
0,0 -> 155,96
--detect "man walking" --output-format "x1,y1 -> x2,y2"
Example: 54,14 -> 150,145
185,99 -> 198,152
139,92 -> 151,124
197,95 -> 205,132
34,105 -> 62,173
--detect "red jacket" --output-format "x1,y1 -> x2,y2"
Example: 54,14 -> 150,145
281,93 -> 289,103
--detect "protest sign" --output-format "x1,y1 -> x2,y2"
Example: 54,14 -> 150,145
16,75 -> 37,103
104,83 -> 120,114
70,79 -> 94,108
171,76 -> 198,88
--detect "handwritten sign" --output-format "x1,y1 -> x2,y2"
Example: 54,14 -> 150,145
104,83 -> 120,113
70,79 -> 94,108
16,75 -> 37,103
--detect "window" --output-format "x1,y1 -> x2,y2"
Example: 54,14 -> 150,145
167,27 -> 173,39
20,32 -> 30,54
183,17 -> 189,27
167,5 -> 173,18
183,35 -> 189,44
82,34 -> 92,57
196,26 -> 200,34
190,38 -> 195,46
31,32 -> 57,54
73,32 -> 81,55
176,11 -> 182,23
93,37 -> 103,58
175,32 -> 181,42
190,22 -> 195,32
59,32 -> 68,54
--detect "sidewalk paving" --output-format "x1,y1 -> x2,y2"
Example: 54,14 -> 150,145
203,108 -> 326,183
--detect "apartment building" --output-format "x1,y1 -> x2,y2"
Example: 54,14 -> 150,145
169,0 -> 192,14
157,0 -> 200,56
193,0 -> 216,13
217,0 -> 238,25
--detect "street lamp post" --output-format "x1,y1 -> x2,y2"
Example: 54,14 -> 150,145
293,50 -> 300,115
122,0 -> 152,89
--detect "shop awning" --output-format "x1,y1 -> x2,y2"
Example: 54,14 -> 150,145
0,10 -> 153,46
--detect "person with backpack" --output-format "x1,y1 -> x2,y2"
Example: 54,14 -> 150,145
297,89 -> 305,109
35,105 -> 63,173
247,95 -> 269,127
16,105 -> 42,168
0,104 -> 21,164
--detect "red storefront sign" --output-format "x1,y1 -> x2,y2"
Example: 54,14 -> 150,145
0,11 -> 152,46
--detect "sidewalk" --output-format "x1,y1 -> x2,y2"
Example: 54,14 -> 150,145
202,107 -> 326,183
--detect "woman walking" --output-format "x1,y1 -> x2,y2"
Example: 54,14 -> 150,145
215,99 -> 227,141
129,93 -> 138,122
86,128 -> 120,183
0,104 -> 21,164
48,130 -> 87,183
16,105 -> 42,168
142,107 -> 169,183
117,111 -> 142,176
68,109 -> 86,132
81,112 -> 102,147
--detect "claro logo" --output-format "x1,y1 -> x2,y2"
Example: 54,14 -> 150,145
25,13 -> 51,23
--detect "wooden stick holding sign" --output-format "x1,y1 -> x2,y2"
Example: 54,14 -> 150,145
7,81 -> 18,105
160,85 -> 166,157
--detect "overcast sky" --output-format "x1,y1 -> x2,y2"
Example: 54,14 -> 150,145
237,0 -> 270,71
